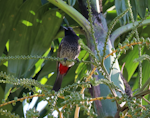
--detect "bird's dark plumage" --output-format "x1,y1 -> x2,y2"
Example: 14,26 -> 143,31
52,27 -> 80,91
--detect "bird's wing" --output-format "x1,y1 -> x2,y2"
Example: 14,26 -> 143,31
57,42 -> 71,75
56,43 -> 62,73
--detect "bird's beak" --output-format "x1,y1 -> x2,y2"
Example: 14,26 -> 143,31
62,26 -> 68,30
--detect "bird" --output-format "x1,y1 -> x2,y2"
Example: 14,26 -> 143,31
52,27 -> 81,91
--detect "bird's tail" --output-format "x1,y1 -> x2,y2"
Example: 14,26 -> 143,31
52,72 -> 64,92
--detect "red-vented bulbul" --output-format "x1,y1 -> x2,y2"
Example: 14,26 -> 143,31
52,27 -> 80,91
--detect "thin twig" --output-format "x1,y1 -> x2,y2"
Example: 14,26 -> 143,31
0,94 -> 45,107
0,94 -> 65,107
89,96 -> 116,101
104,41 -> 150,60
142,97 -> 150,104
0,55 -> 93,65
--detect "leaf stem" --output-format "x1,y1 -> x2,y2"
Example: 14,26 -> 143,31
48,0 -> 91,33
111,19 -> 150,45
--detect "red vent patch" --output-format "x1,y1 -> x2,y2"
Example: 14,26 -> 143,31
59,63 -> 69,75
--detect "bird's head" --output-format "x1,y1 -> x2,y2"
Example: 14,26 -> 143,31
63,27 -> 78,37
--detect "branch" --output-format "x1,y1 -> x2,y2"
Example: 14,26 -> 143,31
104,41 -> 150,60
0,55 -> 94,65
48,0 -> 91,33
111,19 -> 150,45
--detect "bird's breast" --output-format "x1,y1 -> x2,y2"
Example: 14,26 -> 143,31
59,41 -> 80,67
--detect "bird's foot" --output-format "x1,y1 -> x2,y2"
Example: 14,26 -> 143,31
76,58 -> 80,63
64,58 -> 67,62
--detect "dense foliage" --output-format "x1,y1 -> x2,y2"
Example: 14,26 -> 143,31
0,0 -> 150,118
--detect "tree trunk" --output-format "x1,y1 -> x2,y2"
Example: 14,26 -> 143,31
78,0 -> 125,117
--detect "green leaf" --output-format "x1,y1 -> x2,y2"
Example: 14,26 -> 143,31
140,47 -> 150,105
0,65 -> 13,112
103,0 -> 114,13
68,0 -> 76,6
34,49 -> 50,75
6,0 -> 64,99
147,0 -> 150,11
37,52 -> 57,83
8,1 -> 63,78
8,0 -> 42,78
30,8 -> 64,59
115,0 -> 129,25
21,20 -> 33,26
119,46 -> 139,81
75,50 -> 89,82
5,0 -> 42,99
135,0 -> 147,18
0,85 -> 13,118
130,0 -> 138,20
0,0 -> 23,56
